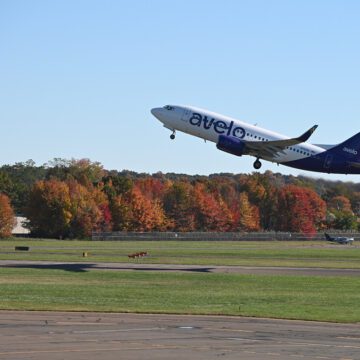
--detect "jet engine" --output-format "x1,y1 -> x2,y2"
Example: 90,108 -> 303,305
216,135 -> 246,157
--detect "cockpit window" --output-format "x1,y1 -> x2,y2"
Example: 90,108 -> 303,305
163,105 -> 174,110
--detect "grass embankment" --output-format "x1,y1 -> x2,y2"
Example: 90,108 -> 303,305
1,239 -> 360,322
1,239 -> 360,268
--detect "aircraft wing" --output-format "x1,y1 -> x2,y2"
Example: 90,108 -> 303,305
244,125 -> 318,158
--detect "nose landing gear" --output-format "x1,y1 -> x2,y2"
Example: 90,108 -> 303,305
253,158 -> 262,170
170,130 -> 176,140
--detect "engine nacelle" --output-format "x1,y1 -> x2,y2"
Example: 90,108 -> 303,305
216,135 -> 246,157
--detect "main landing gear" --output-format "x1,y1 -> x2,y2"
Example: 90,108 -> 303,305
170,130 -> 176,140
253,158 -> 262,170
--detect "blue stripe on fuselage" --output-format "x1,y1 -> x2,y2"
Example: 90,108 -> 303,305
283,152 -> 360,174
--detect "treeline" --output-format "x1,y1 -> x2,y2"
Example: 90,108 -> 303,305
0,158 -> 359,238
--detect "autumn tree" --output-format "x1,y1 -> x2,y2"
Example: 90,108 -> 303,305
276,185 -> 326,234
25,179 -> 112,238
231,192 -> 260,231
0,194 -> 15,238
328,196 -> 353,213
67,180 -> 112,238
134,177 -> 167,201
191,183 -> 233,231
128,187 -> 167,231
111,186 -> 168,232
239,174 -> 266,205
25,179 -> 72,238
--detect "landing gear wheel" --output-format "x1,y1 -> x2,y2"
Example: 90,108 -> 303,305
170,131 -> 176,140
253,159 -> 262,170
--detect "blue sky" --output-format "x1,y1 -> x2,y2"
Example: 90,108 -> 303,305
1,0 -> 360,181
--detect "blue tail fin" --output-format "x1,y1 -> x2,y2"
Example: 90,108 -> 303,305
324,233 -> 332,241
327,132 -> 360,161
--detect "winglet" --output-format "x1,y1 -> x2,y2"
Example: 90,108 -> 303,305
297,125 -> 318,143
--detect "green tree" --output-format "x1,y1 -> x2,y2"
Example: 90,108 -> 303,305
163,182 -> 195,231
0,171 -> 13,197
0,160 -> 46,212
46,158 -> 105,187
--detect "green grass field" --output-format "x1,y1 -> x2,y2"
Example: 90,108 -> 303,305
1,238 -> 360,268
1,238 -> 360,322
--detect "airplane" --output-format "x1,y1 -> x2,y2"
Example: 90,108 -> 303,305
151,105 -> 360,174
325,233 -> 354,244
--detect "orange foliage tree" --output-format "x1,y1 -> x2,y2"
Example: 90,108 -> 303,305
67,180 -> 112,238
192,183 -> 233,231
328,196 -> 353,213
231,192 -> 260,231
26,179 -> 111,238
128,187 -> 167,231
111,186 -> 168,232
276,185 -> 326,234
0,193 -> 15,238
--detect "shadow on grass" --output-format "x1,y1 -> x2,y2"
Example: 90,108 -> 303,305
0,263 -> 214,273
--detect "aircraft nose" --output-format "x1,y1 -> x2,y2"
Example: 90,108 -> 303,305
151,107 -> 161,118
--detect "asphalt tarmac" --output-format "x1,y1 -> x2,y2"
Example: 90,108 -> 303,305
0,311 -> 359,360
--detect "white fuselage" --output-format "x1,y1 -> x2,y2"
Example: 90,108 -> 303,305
151,105 -> 326,164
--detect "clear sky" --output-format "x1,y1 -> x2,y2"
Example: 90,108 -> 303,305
1,0 -> 360,181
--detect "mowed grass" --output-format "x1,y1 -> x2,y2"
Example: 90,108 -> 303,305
1,239 -> 360,322
0,267 -> 360,323
1,238 -> 360,268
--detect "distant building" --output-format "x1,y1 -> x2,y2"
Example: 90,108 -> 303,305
12,217 -> 30,236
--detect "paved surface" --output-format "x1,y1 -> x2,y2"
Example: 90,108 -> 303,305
0,311 -> 360,360
1,259 -> 360,276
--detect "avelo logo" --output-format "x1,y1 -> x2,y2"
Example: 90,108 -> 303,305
189,113 -> 246,139
343,147 -> 358,155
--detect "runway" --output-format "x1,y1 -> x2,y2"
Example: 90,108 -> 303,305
1,261 -> 360,359
0,311 -> 359,360
1,259 -> 360,276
